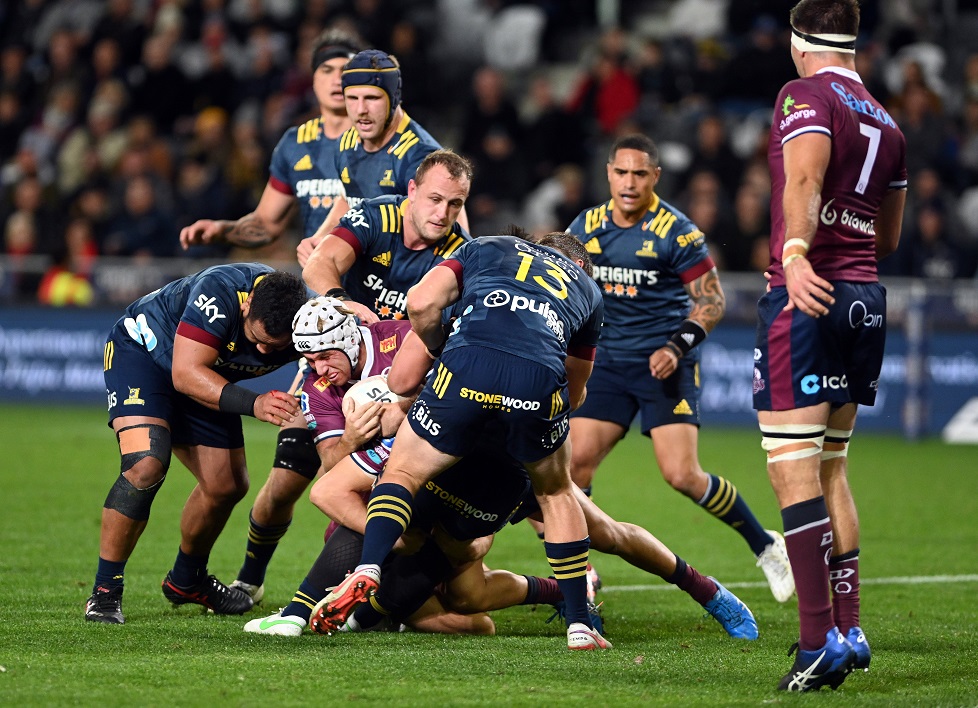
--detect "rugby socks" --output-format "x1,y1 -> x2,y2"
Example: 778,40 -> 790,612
521,575 -> 562,605
782,497 -> 835,650
94,557 -> 126,592
699,474 -> 773,555
544,538 -> 591,626
284,526 -> 365,620
237,511 -> 291,586
359,483 -> 414,567
666,556 -> 717,606
170,548 -> 208,587
829,548 -> 861,634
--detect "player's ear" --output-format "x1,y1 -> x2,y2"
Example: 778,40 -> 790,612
407,178 -> 417,198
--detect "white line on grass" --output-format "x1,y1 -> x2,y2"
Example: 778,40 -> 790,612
605,574 -> 978,593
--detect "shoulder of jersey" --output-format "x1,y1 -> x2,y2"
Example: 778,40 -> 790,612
387,116 -> 438,160
339,126 -> 362,151
292,117 -> 324,145
649,197 -> 703,245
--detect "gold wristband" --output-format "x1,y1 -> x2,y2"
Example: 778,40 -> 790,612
782,253 -> 806,267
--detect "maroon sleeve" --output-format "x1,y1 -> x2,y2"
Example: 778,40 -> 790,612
436,259 -> 464,290
268,176 -> 293,195
176,321 -> 222,349
679,256 -> 715,284
567,343 -> 596,361
330,226 -> 363,258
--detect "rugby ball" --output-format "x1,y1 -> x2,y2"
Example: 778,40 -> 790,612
343,374 -> 406,412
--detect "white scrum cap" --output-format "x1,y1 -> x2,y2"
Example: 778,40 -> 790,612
292,296 -> 362,367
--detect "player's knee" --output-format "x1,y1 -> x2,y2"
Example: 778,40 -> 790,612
821,427 -> 852,461
760,423 -> 826,464
118,423 -> 171,487
108,423 -> 172,520
272,427 -> 320,479
659,463 -> 699,495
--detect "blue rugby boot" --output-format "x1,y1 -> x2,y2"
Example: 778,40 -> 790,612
778,627 -> 856,692
846,626 -> 871,671
703,578 -> 759,640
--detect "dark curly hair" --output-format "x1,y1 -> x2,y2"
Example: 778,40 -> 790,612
249,271 -> 309,337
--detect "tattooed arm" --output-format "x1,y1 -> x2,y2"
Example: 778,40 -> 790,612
649,267 -> 725,380
179,183 -> 296,250
685,266 -> 726,333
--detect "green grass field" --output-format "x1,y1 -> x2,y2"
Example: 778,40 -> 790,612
1,404 -> 976,706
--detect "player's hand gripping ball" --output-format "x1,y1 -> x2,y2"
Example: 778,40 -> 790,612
342,374 -> 406,416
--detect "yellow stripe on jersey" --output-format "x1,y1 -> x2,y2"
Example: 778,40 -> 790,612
104,341 -> 114,371
432,363 -> 453,398
584,204 -> 608,234
380,204 -> 401,233
646,208 -> 678,238
296,118 -> 321,144
340,127 -> 361,151
237,291 -> 249,306
433,232 -> 464,257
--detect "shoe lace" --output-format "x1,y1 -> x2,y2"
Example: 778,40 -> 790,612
546,600 -> 604,634
92,588 -> 122,610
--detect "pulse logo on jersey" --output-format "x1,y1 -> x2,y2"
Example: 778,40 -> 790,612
482,289 -> 566,343
194,294 -> 226,324
801,374 -> 848,394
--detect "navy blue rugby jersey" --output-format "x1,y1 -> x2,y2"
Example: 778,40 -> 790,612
566,194 -> 714,360
119,263 -> 300,382
335,112 -> 441,206
268,117 -> 345,239
331,194 -> 470,319
437,235 -> 604,376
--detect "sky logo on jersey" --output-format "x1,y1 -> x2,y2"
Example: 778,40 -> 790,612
193,294 -> 226,324
831,82 -> 896,127
344,207 -> 369,228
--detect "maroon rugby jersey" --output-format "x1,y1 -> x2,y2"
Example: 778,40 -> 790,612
302,319 -> 411,444
767,66 -> 907,286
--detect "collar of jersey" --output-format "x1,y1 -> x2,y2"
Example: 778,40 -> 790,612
814,65 -> 862,84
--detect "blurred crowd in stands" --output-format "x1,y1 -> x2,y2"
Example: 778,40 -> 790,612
2,0 -> 978,306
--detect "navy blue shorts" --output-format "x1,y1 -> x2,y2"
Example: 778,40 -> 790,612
571,354 -> 701,434
411,453 -> 532,540
103,327 -> 244,448
407,347 -> 571,463
753,282 -> 886,412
